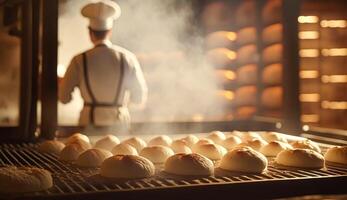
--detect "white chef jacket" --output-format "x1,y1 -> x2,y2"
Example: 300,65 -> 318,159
59,40 -> 147,126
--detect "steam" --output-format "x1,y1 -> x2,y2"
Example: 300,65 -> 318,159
58,0 -> 228,132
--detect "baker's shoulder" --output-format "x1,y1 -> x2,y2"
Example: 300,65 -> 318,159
110,45 -> 138,60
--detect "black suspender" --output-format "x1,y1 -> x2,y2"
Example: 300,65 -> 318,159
82,51 -> 125,125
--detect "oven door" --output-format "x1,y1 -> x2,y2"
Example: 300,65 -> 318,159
0,0 -> 39,142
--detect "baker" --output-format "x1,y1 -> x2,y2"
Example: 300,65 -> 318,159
59,1 -> 147,130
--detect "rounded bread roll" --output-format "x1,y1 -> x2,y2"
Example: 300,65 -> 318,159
275,149 -> 324,169
206,48 -> 236,66
76,148 -> 112,167
237,138 -> 268,151
261,86 -> 283,109
207,131 -> 226,144
237,44 -> 258,65
181,135 -> 199,147
194,138 -> 214,147
237,64 -> 257,85
38,140 -> 65,155
222,135 -> 242,150
262,64 -> 282,85
238,131 -> 262,141
324,146 -> 347,165
94,135 -> 120,151
0,166 -> 53,193
205,31 -> 236,49
237,27 -> 256,46
59,143 -> 89,161
193,143 -> 227,160
262,44 -> 282,65
260,141 -> 292,157
122,137 -> 147,152
148,135 -> 172,147
140,145 -> 174,164
100,155 -> 155,179
262,23 -> 282,45
111,143 -> 138,155
220,147 -> 268,173
164,153 -> 214,176
66,138 -> 92,150
261,131 -> 287,143
171,140 -> 192,154
235,86 -> 257,107
66,133 -> 90,144
291,139 -> 321,153
235,106 -> 257,119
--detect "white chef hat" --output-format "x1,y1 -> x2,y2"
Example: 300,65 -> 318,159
81,1 -> 121,31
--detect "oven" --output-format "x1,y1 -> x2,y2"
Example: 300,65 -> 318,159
0,0 -> 346,199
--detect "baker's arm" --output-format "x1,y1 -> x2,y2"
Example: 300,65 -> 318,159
58,57 -> 79,104
126,55 -> 148,108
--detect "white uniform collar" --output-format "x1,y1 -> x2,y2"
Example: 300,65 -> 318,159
94,40 -> 113,47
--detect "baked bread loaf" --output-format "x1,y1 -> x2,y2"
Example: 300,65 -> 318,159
262,64 -> 282,85
221,135 -> 242,150
220,147 -> 268,173
262,44 -> 282,65
261,87 -> 283,109
237,44 -> 258,65
94,135 -> 120,151
262,23 -> 282,45
291,140 -> 321,153
261,131 -> 287,143
100,155 -> 155,179
260,141 -> 292,157
236,64 -> 257,85
324,146 -> 347,165
235,86 -> 257,107
193,143 -> 227,160
164,153 -> 214,176
38,140 -> 65,155
171,140 -> 192,154
194,138 -> 214,147
207,131 -> 226,144
237,138 -> 268,151
235,0 -> 256,27
206,48 -> 236,67
262,0 -> 282,25
66,133 -> 90,144
238,131 -> 262,142
205,31 -> 236,49
59,143 -> 89,162
237,27 -> 256,46
76,148 -> 112,167
181,135 -> 199,147
122,137 -> 147,152
140,145 -> 174,164
0,166 -> 53,193
275,149 -> 325,169
111,143 -> 138,156
235,106 -> 257,119
148,135 -> 172,147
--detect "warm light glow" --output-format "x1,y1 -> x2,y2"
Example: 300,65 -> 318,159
224,70 -> 236,80
298,16 -> 319,23
298,31 -> 319,39
299,93 -> 320,102
321,48 -> 347,56
57,64 -> 66,78
321,101 -> 347,110
302,125 -> 310,131
299,49 -> 319,57
192,114 -> 204,122
226,32 -> 237,41
300,70 -> 319,79
321,75 -> 347,83
301,115 -> 319,123
226,51 -> 237,60
276,122 -> 282,129
218,90 -> 235,101
321,20 -> 347,28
